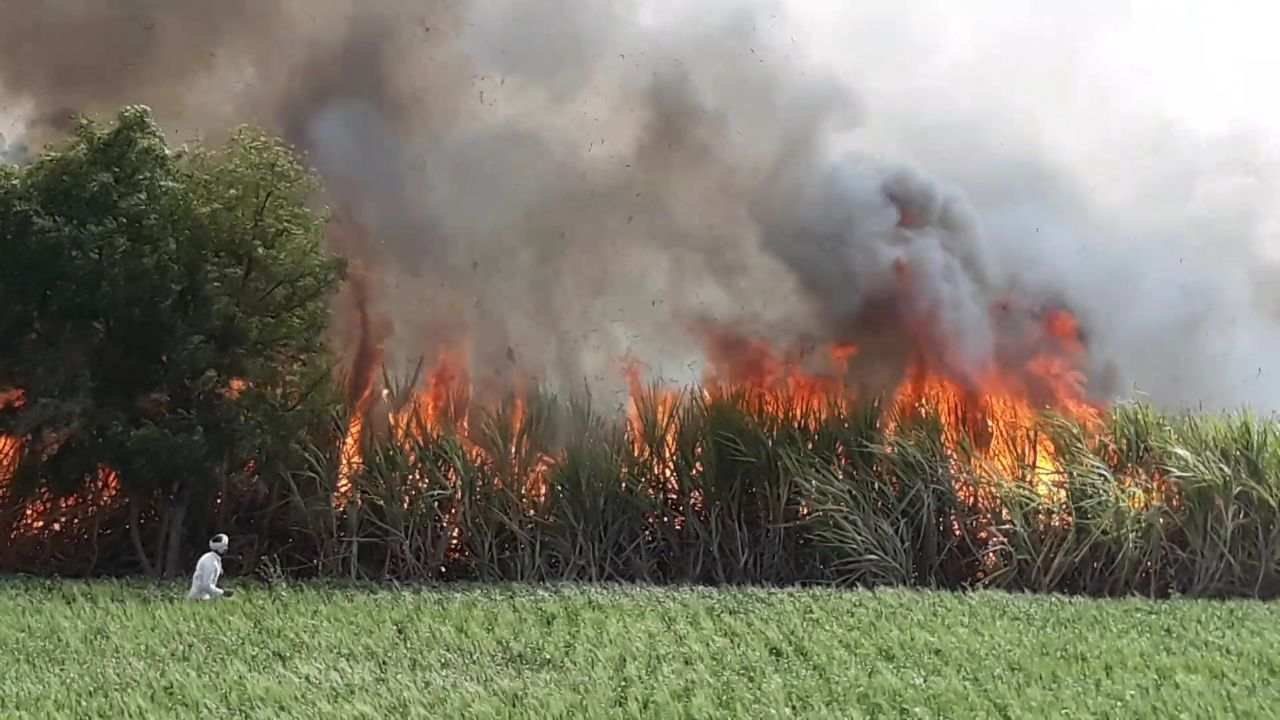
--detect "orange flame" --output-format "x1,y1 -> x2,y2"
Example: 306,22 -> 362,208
0,388 -> 26,487
0,435 -> 18,486
13,466 -> 120,538
334,414 -> 365,508
391,348 -> 472,441
1,388 -> 126,539
306,237 -> 1109,541
223,377 -> 248,400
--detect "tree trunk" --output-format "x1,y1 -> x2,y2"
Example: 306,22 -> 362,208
84,509 -> 101,575
128,501 -> 155,576
0,505 -> 16,568
246,471 -> 282,577
163,487 -> 190,578
216,458 -> 229,532
153,504 -> 170,578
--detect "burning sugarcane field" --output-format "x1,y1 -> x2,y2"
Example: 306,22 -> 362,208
2,1 -> 1280,717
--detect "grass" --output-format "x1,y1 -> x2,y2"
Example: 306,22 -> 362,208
1,581 -> 1278,719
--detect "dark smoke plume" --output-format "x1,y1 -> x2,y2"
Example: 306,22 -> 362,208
3,0 -> 1279,412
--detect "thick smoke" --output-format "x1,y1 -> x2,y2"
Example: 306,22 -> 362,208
3,0 -> 1278,412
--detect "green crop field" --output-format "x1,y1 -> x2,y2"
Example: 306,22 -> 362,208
1,582 -> 1277,719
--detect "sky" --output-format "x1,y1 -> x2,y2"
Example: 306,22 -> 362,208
789,0 -> 1280,138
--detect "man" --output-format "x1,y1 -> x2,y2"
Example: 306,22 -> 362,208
188,533 -> 234,600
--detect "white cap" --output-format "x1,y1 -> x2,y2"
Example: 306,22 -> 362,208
209,534 -> 229,552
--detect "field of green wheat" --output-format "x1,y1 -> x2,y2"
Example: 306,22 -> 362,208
1,581 -> 1277,719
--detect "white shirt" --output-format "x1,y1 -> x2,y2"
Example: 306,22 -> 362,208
187,551 -> 225,600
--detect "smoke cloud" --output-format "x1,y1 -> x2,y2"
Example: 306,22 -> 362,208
2,0 -> 1278,412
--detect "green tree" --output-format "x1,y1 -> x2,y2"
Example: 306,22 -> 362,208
0,106 -> 345,575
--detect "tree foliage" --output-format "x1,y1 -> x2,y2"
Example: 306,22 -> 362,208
0,106 -> 344,573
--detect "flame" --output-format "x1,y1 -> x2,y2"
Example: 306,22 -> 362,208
334,379 -> 378,508
0,388 -> 123,539
13,466 -> 120,538
223,377 -> 248,400
334,414 -> 364,508
1,274 -> 1104,555
391,348 -> 472,441
0,388 -> 26,487
0,434 -> 18,485
327,295 -> 1101,527
332,252 -> 387,509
